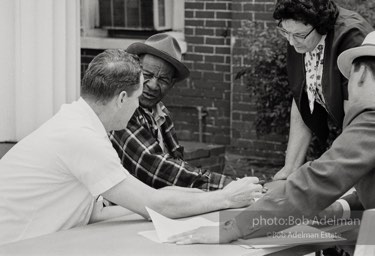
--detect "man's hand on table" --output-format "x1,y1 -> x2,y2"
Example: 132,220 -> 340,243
317,201 -> 344,220
167,219 -> 241,245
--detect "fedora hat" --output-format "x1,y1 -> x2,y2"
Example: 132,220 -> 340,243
126,33 -> 190,82
338,31 -> 375,79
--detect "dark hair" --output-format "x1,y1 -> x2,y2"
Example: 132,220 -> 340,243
353,56 -> 375,80
273,0 -> 339,35
81,49 -> 142,104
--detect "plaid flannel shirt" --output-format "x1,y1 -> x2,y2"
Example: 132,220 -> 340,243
109,102 -> 232,191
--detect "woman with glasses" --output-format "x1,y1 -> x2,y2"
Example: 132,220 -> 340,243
272,0 -> 372,180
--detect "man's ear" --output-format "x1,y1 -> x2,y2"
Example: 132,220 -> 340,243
117,91 -> 128,107
357,65 -> 368,87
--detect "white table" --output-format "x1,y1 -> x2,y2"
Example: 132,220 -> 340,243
0,211 -> 286,256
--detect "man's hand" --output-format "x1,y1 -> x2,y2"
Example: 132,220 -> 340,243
221,177 -> 263,209
318,201 -> 344,220
168,220 -> 240,245
273,166 -> 294,180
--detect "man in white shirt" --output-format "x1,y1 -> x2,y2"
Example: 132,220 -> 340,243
0,49 -> 262,245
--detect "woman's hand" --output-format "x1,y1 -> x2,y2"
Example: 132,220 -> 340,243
273,166 -> 294,180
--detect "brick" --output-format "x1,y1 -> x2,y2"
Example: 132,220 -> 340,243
194,62 -> 214,71
216,11 -> 231,19
244,3 -> 265,12
185,2 -> 204,10
205,55 -> 225,63
189,71 -> 203,79
215,47 -> 231,55
196,11 -> 215,19
231,20 -> 242,29
184,53 -> 204,61
203,72 -> 224,81
185,19 -> 204,27
232,103 -> 254,112
194,46 -> 214,54
241,113 -> 257,121
205,2 -> 228,10
225,56 -> 231,64
254,12 -> 274,21
185,36 -> 204,44
232,11 -> 253,21
185,27 -> 194,36
232,3 -> 243,12
186,10 -> 195,19
196,28 -> 215,36
205,20 -> 227,28
224,73 -> 231,83
205,37 -> 225,45
232,112 -> 240,121
215,64 -> 230,72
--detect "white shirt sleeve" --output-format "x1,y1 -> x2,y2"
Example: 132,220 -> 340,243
64,129 -> 128,197
337,199 -> 351,219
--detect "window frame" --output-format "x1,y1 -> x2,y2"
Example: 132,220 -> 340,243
80,0 -> 186,52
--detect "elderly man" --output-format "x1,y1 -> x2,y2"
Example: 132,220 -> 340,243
110,33 -> 233,191
0,49 -> 262,245
169,31 -> 375,244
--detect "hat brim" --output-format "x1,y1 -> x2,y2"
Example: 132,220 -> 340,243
127,42 -> 190,82
338,45 -> 375,79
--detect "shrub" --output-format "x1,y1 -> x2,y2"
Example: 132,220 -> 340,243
235,21 -> 292,136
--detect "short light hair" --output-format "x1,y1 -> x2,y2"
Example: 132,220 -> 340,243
81,49 -> 142,103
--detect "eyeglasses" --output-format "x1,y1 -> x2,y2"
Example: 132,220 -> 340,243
276,20 -> 315,41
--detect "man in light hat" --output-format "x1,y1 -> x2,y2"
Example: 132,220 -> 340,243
168,31 -> 375,245
110,33 -> 234,191
0,49 -> 262,245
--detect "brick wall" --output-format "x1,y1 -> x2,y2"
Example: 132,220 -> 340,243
230,0 -> 287,164
164,0 -> 233,145
81,0 -> 288,165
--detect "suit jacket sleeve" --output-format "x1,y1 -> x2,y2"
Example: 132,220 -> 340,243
342,190 -> 365,211
234,102 -> 375,239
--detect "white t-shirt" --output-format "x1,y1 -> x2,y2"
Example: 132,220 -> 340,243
0,98 -> 127,245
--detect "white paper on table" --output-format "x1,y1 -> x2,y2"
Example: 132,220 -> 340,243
142,207 -> 218,243
138,230 -> 161,243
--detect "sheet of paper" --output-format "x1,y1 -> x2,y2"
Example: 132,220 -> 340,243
138,230 -> 161,243
233,224 -> 345,248
145,207 -> 218,243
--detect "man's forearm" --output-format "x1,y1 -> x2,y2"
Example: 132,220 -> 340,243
155,189 -> 229,218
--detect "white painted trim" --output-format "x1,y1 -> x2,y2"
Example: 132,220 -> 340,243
81,31 -> 187,53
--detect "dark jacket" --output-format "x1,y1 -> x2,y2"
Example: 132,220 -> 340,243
287,6 -> 373,140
